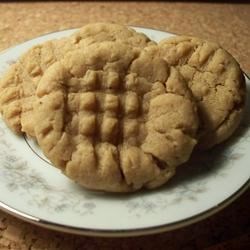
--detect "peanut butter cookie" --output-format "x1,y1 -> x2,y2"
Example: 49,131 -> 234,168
0,23 -> 153,137
159,36 -> 246,149
33,42 -> 199,192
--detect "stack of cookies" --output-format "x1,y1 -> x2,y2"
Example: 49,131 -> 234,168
0,23 -> 246,192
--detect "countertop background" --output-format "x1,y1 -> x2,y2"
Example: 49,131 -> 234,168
0,1 -> 249,249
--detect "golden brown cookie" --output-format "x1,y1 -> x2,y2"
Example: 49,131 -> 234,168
68,22 -> 155,49
0,40 -> 65,136
33,42 -> 199,192
159,36 -> 246,149
0,23 -> 154,137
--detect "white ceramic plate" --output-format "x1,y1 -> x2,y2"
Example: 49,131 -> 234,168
0,27 -> 249,237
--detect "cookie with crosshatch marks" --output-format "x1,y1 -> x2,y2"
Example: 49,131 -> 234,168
33,42 -> 199,192
159,36 -> 246,149
0,22 -> 154,137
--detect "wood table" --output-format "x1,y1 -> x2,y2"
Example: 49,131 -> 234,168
0,2 -> 249,249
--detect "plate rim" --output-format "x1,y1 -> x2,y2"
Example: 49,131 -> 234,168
0,179 -> 248,237
0,26 -> 249,237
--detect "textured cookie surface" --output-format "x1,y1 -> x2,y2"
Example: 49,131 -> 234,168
67,22 -> 155,49
159,36 -> 246,149
0,40 -> 65,136
0,23 -> 153,137
34,42 -> 199,192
